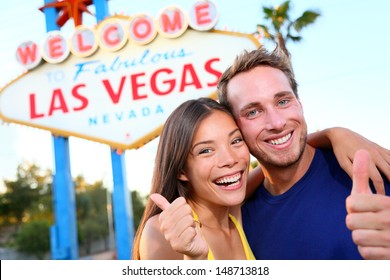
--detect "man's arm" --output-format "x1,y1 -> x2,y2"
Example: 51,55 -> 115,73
308,127 -> 390,194
346,149 -> 390,259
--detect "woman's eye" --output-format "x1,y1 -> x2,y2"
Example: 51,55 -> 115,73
232,137 -> 243,145
199,148 -> 212,154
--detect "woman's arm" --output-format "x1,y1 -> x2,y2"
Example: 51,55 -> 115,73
139,215 -> 183,260
307,127 -> 390,194
149,194 -> 208,260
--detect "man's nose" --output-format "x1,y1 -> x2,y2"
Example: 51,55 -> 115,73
264,108 -> 286,131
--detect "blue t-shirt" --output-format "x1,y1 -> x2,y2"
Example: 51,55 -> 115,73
242,148 -> 390,260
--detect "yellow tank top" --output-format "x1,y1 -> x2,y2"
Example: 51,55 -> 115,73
193,212 -> 255,260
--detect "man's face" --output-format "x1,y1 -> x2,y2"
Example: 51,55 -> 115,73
226,66 -> 307,168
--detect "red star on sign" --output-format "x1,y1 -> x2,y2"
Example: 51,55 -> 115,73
39,0 -> 94,27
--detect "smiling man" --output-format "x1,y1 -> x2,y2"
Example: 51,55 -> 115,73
217,46 -> 390,260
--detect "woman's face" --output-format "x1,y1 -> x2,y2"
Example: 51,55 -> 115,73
179,110 -> 250,207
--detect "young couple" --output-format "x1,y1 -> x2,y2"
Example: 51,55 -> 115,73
132,46 -> 390,260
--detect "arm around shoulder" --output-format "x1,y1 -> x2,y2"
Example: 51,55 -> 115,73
308,127 -> 390,194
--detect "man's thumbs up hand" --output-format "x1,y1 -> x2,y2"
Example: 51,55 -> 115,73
351,149 -> 372,195
346,149 -> 390,259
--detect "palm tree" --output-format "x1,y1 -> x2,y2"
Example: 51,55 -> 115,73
256,0 -> 320,55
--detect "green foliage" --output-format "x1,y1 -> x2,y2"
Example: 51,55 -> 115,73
293,11 -> 320,32
250,160 -> 260,170
256,0 -> 321,54
131,190 -> 147,231
1,161 -> 148,259
75,178 -> 110,251
1,162 -> 52,225
78,218 -> 108,254
14,220 -> 50,259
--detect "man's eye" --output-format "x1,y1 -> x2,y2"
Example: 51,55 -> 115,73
246,109 -> 258,118
279,99 -> 289,106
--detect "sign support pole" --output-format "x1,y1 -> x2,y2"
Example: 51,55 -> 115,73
51,136 -> 78,260
93,0 -> 134,260
42,0 -> 78,260
110,149 -> 134,260
1,0 -> 245,261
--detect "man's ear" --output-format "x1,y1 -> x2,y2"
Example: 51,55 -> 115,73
178,170 -> 189,182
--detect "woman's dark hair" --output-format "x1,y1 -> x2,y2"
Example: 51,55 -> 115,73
132,97 -> 233,259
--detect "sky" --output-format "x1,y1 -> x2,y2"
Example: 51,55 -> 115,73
0,0 -> 389,196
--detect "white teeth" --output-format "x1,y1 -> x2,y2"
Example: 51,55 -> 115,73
269,133 -> 291,145
215,173 -> 241,185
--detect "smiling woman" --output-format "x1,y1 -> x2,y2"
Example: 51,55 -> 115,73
132,97 -> 255,260
130,94 -> 390,260
1,1 -> 390,263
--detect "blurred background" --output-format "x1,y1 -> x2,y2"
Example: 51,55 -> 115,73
0,0 -> 389,259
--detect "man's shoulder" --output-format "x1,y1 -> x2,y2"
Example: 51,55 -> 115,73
314,147 -> 338,162
310,148 -> 342,172
315,148 -> 390,195
305,148 -> 352,190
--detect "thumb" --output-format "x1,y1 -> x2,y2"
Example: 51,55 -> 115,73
351,149 -> 372,194
150,193 -> 171,211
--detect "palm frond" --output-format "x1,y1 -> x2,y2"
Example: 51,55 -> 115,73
257,1 -> 320,54
286,34 -> 302,42
276,0 -> 291,19
257,24 -> 274,40
293,11 -> 321,31
263,7 -> 274,19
